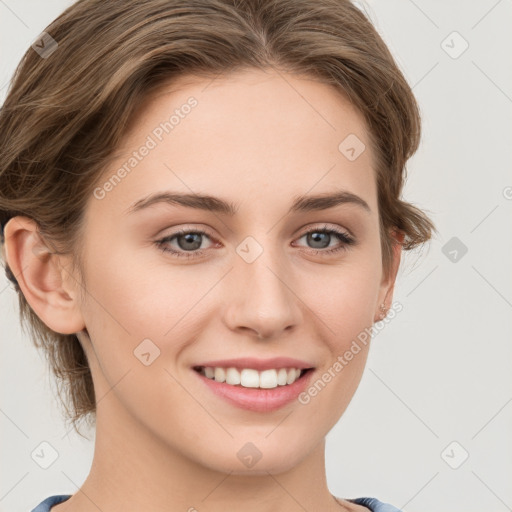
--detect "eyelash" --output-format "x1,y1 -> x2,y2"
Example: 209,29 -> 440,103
155,225 -> 356,260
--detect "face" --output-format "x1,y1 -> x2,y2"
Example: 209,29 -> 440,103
70,68 -> 398,474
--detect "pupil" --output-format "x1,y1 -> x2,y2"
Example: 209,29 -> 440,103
179,233 -> 202,250
309,232 -> 329,249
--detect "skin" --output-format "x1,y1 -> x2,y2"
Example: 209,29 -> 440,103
4,68 -> 402,512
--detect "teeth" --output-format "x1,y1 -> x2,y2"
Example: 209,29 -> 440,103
286,368 -> 299,385
226,367 -> 241,385
277,368 -> 288,386
197,366 -> 305,388
259,369 -> 278,389
241,369 -> 260,388
214,367 -> 226,383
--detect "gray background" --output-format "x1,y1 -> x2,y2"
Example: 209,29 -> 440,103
1,1 -> 511,511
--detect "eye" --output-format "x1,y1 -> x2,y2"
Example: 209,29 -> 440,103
155,228 -> 217,260
155,224 -> 356,260
293,224 -> 355,256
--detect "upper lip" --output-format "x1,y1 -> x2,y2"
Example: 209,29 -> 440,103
193,357 -> 315,371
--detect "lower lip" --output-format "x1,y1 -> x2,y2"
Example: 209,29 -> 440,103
194,369 -> 314,412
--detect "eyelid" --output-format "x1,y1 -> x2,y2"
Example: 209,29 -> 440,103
157,224 -> 217,240
296,222 -> 354,239
157,222 -> 353,243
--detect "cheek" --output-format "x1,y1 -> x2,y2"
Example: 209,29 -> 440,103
302,255 -> 382,338
296,264 -> 379,422
82,236 -> 178,333
79,241 -> 212,379
78,250 -> 199,428
296,256 -> 380,414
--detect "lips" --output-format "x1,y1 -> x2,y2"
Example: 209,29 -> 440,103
191,356 -> 316,412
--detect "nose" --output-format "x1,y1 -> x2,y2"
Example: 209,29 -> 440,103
223,241 -> 303,340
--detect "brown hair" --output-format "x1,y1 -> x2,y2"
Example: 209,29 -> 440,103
0,0 -> 435,434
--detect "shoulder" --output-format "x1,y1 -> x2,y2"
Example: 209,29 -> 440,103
30,495 -> 72,512
339,496 -> 404,512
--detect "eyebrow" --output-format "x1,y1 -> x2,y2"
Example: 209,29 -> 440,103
125,189 -> 371,216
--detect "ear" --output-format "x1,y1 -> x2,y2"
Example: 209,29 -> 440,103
373,228 -> 404,323
3,216 -> 86,335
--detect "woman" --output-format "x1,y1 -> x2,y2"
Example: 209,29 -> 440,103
0,0 -> 435,510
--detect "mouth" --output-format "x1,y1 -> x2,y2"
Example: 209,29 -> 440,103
192,364 -> 315,412
192,365 -> 314,389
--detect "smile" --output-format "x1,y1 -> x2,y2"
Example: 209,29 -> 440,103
192,363 -> 315,412
193,366 -> 309,388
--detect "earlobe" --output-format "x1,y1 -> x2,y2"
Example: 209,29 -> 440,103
374,228 -> 404,323
3,216 -> 86,335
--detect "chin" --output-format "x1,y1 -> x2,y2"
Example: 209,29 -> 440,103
194,440 -> 309,476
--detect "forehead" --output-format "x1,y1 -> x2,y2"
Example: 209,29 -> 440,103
90,68 -> 377,219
